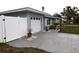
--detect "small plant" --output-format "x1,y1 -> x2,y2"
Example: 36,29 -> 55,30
53,22 -> 60,30
27,29 -> 32,37
53,22 -> 60,26
49,25 -> 54,29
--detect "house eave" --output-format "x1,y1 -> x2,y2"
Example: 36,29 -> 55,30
0,7 -> 53,18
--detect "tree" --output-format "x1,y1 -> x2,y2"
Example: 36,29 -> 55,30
72,7 -> 79,24
62,6 -> 72,24
61,6 -> 79,24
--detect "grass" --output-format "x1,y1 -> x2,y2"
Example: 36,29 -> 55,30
60,25 -> 79,34
0,43 -> 48,53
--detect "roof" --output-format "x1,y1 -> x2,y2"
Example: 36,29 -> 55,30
0,7 -> 53,18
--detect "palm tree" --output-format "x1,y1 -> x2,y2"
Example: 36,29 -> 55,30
61,6 -> 79,24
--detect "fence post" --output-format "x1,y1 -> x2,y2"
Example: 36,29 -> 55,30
1,15 -> 6,43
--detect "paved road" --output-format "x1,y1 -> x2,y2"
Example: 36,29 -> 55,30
8,30 -> 79,53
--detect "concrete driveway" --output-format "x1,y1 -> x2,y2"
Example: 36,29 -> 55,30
7,30 -> 79,53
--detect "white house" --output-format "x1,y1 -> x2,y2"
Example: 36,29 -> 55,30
0,7 -> 54,43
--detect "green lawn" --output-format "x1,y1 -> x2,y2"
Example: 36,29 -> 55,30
0,43 -> 48,53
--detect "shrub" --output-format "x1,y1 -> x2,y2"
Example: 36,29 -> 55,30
53,22 -> 60,26
49,25 -> 55,29
45,26 -> 49,31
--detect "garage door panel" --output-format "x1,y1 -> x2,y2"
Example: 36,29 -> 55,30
31,20 -> 41,33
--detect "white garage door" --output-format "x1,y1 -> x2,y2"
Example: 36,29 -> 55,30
31,18 -> 41,33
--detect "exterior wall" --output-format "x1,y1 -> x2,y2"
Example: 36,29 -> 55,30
45,18 -> 53,27
41,16 -> 45,31
26,13 -> 31,33
45,18 -> 48,26
27,13 -> 42,18
18,13 -> 27,17
44,18 -> 53,30
50,18 -> 53,25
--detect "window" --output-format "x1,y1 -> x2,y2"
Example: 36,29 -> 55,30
31,17 -> 32,19
33,17 -> 35,20
47,19 -> 50,25
39,18 -> 40,20
32,17 -> 41,20
36,18 -> 38,20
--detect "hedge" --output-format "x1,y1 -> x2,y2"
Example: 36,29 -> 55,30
60,25 -> 79,34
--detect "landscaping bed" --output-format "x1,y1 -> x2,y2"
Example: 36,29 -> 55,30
60,25 -> 79,34
0,43 -> 48,53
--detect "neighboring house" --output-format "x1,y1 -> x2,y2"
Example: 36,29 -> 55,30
52,17 -> 61,23
0,7 -> 54,43
52,13 -> 62,23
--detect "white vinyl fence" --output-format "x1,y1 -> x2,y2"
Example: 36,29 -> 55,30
0,15 -> 27,43
0,16 -> 4,42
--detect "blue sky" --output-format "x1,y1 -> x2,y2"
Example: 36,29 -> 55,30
0,0 -> 79,15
